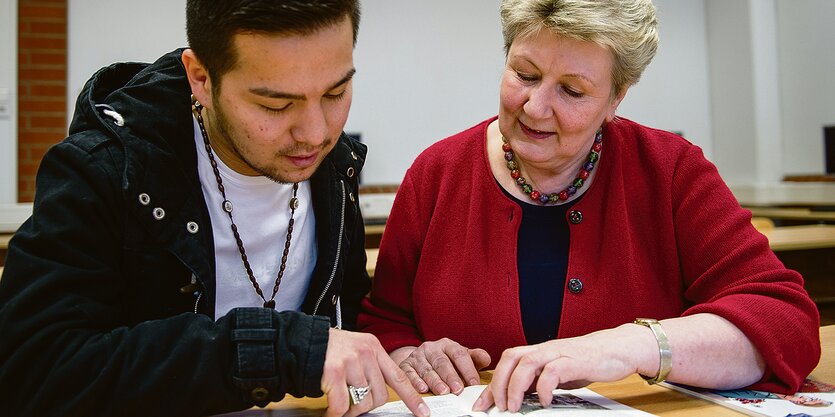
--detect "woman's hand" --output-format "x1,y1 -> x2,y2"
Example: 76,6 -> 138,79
391,338 -> 491,395
474,325 -> 653,413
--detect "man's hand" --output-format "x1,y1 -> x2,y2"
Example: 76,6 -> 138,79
392,338 -> 490,395
321,328 -> 430,417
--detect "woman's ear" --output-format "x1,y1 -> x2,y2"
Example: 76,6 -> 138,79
182,49 -> 213,109
605,88 -> 628,123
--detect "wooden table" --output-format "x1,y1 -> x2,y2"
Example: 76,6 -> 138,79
215,326 -> 835,417
762,224 -> 835,251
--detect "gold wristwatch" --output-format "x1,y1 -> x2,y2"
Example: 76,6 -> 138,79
634,318 -> 672,384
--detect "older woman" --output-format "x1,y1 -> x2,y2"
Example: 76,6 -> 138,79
359,0 -> 820,413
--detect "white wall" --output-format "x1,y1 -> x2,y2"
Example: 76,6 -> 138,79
67,0 -> 187,117
776,0 -> 835,175
0,0 -> 17,203
63,0 -> 835,186
619,0 -> 713,157
345,0 -> 505,184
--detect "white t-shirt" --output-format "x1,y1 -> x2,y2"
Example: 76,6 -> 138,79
192,116 -> 317,318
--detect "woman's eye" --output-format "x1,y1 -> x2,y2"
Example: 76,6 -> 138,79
516,71 -> 538,83
563,86 -> 584,98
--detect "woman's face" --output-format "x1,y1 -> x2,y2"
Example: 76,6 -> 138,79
498,29 -> 625,171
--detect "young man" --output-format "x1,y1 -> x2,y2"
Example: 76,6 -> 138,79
0,2 -> 428,417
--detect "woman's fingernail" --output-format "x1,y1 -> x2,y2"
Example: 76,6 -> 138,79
451,381 -> 463,393
418,403 -> 431,417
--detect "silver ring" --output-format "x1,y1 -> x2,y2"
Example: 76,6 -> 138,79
348,385 -> 370,405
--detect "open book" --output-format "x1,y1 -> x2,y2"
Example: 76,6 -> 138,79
366,385 -> 657,417
660,378 -> 835,417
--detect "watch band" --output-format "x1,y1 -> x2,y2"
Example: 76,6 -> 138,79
633,318 -> 672,384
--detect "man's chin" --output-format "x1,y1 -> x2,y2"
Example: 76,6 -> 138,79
258,164 -> 319,184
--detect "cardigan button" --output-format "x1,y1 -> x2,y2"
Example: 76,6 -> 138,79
568,210 -> 583,225
567,278 -> 583,294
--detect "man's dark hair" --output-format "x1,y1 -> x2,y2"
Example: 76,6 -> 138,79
186,0 -> 361,89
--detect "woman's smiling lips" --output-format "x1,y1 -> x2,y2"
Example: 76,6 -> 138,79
519,121 -> 554,140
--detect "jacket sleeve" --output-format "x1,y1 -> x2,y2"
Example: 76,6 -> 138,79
358,170 -> 425,352
671,145 -> 820,393
0,139 -> 330,417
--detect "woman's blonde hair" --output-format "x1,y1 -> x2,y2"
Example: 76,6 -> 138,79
500,0 -> 659,95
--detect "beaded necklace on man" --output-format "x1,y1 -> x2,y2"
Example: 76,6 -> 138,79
503,130 -> 603,204
192,96 -> 297,309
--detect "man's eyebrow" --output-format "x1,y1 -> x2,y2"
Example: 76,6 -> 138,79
248,68 -> 357,100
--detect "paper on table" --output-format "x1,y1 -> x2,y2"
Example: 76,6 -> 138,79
366,385 -> 658,417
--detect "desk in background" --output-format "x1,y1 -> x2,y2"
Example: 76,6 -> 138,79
731,183 -> 835,208
0,233 -> 10,266
763,224 -> 835,251
365,224 -> 386,249
217,326 -> 835,417
366,248 -> 378,277
748,207 -> 835,223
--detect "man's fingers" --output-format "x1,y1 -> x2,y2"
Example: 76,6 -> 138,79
324,386 -> 349,417
380,354 -> 430,417
363,356 -> 389,409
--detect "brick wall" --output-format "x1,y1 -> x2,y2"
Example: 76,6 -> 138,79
17,0 -> 67,203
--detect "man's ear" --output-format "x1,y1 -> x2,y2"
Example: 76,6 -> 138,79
182,49 -> 213,108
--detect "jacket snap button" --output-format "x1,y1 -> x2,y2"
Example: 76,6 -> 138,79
346,167 -> 355,178
331,294 -> 338,305
138,193 -> 151,206
186,221 -> 199,234
251,387 -> 269,402
568,210 -> 583,225
152,207 -> 166,220
567,278 -> 583,294
351,151 -> 358,160
348,192 -> 355,202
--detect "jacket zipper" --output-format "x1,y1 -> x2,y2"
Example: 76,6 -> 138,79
189,273 -> 202,314
313,179 -> 346,328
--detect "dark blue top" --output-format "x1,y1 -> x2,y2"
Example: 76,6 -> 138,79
501,187 -> 574,345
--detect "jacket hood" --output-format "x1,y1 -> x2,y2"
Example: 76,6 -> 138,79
69,48 -> 194,160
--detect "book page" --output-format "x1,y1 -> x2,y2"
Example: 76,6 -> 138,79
660,379 -> 835,417
368,385 -> 657,417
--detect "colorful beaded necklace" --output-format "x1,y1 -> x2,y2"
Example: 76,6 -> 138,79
503,130 -> 603,204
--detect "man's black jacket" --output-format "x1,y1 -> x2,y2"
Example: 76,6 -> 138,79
0,49 -> 371,416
